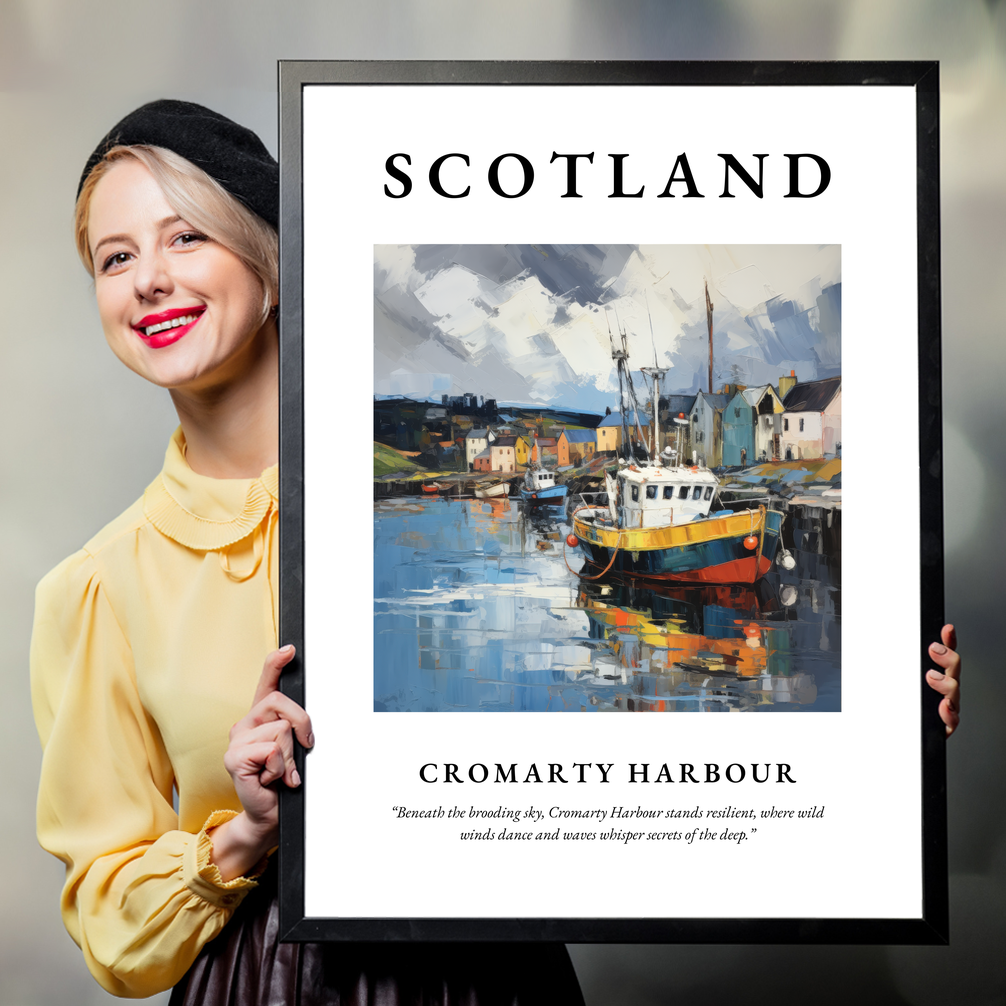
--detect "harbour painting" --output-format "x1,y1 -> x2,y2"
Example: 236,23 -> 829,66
374,245 -> 841,713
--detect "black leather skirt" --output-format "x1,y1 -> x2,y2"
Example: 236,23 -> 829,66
169,869 -> 585,1006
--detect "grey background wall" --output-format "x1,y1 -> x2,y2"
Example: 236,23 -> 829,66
1,2 -> 1002,1003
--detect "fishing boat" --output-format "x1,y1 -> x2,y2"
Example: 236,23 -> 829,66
567,308 -> 784,586
474,479 -> 511,499
519,432 -> 568,506
519,466 -> 568,505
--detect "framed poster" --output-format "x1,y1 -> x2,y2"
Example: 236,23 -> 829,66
277,61 -> 946,943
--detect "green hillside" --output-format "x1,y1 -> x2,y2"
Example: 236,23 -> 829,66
374,442 -> 425,477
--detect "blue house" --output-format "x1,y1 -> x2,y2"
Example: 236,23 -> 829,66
722,390 -> 755,466
721,385 -> 784,466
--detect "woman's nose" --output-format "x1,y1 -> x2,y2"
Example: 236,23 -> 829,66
133,249 -> 173,302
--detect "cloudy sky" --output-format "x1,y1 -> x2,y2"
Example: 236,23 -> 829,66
375,243 -> 841,412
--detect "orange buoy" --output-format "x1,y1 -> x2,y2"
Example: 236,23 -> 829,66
566,534 -> 579,548
743,535 -> 758,550
743,624 -> 760,638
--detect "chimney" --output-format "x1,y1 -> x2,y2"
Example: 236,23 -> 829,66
778,369 -> 797,402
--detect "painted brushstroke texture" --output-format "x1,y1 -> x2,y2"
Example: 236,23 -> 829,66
374,244 -> 841,411
374,499 -> 840,713
374,244 -> 841,714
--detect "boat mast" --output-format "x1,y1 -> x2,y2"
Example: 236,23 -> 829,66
607,311 -> 631,461
705,279 -> 714,395
607,308 -> 650,461
640,366 -> 669,462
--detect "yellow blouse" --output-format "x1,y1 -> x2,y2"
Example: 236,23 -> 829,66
31,429 -> 279,998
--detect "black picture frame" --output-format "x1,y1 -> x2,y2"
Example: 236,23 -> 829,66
277,60 -> 945,944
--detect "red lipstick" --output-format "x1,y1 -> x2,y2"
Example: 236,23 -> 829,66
132,306 -> 205,349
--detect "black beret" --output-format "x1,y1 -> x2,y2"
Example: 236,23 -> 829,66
78,99 -> 278,228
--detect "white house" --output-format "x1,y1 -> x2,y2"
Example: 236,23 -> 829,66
780,377 -> 842,460
465,428 -> 495,469
689,391 -> 730,467
489,436 -> 518,474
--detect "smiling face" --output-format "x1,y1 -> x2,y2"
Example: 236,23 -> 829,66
87,158 -> 272,393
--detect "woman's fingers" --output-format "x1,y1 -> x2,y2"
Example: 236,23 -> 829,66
230,719 -> 302,788
232,689 -> 314,750
924,680 -> 960,736
224,738 -> 287,788
224,645 -> 311,813
928,632 -> 961,684
925,667 -> 959,704
252,644 -> 296,707
941,623 -> 958,653
927,623 -> 961,737
241,644 -> 314,749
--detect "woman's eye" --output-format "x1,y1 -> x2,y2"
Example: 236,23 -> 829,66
173,231 -> 207,248
101,251 -> 132,273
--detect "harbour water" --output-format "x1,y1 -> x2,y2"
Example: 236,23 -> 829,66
374,496 -> 840,712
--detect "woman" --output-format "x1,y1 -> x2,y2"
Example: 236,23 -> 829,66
31,100 -> 585,1003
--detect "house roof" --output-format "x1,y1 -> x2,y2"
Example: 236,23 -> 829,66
741,385 -> 777,407
782,377 -> 841,413
597,412 -> 648,428
466,428 -> 489,439
695,392 -> 731,411
563,429 -> 596,443
537,437 -> 558,447
494,436 -> 519,447
661,395 -> 697,418
472,448 -> 492,460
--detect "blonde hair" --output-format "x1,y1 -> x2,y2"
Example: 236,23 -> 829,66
75,145 -> 278,323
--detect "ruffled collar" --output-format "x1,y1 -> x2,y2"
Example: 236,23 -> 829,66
143,428 -> 278,551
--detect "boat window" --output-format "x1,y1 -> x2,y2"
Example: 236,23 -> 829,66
646,485 -> 657,499
678,486 -> 689,499
704,486 -> 713,500
692,486 -> 702,500
663,486 -> 674,499
631,485 -> 639,502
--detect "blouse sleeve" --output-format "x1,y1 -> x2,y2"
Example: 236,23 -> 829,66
31,549 -> 262,998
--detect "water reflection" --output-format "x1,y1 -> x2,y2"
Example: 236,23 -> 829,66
574,579 -> 818,711
373,496 -> 839,712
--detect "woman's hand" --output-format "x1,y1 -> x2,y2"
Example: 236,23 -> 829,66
926,624 -> 961,738
209,645 -> 314,881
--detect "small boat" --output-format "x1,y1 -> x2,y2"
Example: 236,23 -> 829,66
474,480 -> 511,499
421,482 -> 442,494
519,433 -> 569,506
519,466 -> 568,505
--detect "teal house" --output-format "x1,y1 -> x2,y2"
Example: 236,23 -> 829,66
722,385 -> 785,466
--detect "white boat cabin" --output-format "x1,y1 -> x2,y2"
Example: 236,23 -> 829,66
618,464 -> 719,528
525,468 -> 558,491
